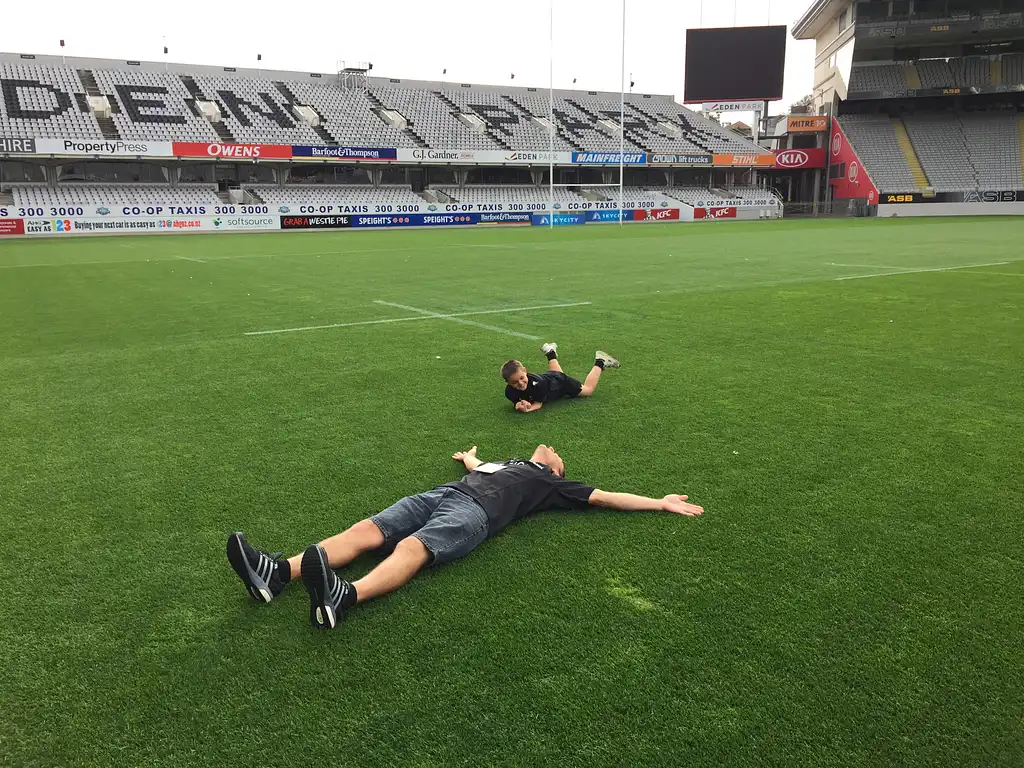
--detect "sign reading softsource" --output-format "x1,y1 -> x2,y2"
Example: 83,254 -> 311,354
786,115 -> 829,132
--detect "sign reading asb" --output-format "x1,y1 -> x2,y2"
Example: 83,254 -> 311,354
572,152 -> 646,165
290,146 -> 397,161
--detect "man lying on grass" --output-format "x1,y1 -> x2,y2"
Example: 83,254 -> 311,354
227,444 -> 703,630
503,343 -> 619,413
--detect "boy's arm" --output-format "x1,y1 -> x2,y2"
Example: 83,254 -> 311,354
452,446 -> 484,471
588,489 -> 704,516
515,400 -> 543,413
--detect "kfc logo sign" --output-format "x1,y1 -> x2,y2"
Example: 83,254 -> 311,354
635,208 -> 681,221
694,207 -> 737,219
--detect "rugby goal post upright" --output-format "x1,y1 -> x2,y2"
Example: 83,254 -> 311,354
547,0 -> 627,229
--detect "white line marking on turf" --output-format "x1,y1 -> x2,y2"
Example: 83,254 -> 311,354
957,270 -> 1024,278
245,301 -> 591,337
175,254 -> 205,263
372,300 -> 539,340
835,261 -> 1010,281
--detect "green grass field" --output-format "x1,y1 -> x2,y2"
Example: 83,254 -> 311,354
2,218 -> 1022,767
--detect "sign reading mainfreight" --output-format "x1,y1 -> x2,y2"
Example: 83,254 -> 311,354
290,146 -> 397,161
571,152 -> 646,165
702,101 -> 763,112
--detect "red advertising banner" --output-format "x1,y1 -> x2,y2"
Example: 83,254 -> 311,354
171,142 -> 293,159
0,218 -> 25,235
633,207 -> 681,221
694,207 -> 737,219
829,118 -> 879,204
772,147 -> 826,170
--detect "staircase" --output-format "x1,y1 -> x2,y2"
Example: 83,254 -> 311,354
992,58 -> 1002,86
365,89 -> 430,147
247,188 -> 266,204
565,98 -> 645,150
905,63 -> 922,90
0,189 -> 14,205
274,82 -> 338,144
629,100 -> 713,153
1019,115 -> 1024,182
77,69 -> 122,140
180,75 -> 236,142
501,94 -> 584,151
892,117 -> 929,190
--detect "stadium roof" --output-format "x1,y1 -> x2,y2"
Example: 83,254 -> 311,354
792,0 -> 848,40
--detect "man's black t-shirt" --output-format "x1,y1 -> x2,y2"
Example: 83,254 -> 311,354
441,460 -> 595,536
505,372 -> 581,404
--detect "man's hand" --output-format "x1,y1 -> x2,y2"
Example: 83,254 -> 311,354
661,495 -> 704,516
452,446 -> 478,462
515,401 -> 531,412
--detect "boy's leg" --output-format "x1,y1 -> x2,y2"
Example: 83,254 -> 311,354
541,342 -> 562,372
284,519 -> 384,581
578,351 -> 620,397
352,537 -> 431,602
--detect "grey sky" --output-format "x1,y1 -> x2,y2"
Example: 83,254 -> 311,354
2,0 -> 815,116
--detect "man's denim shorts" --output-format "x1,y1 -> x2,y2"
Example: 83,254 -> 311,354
370,487 -> 490,565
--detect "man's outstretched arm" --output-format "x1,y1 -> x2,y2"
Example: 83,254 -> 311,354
588,489 -> 704,516
452,446 -> 484,471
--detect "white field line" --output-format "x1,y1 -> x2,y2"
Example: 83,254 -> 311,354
957,270 -> 1024,278
245,301 -> 591,337
175,254 -> 205,263
834,261 -> 1010,281
372,300 -> 540,340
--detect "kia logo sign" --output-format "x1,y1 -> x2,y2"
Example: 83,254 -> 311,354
775,150 -> 809,168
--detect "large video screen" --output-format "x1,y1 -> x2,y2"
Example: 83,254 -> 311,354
684,26 -> 787,103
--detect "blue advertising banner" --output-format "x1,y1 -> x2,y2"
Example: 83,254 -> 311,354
586,209 -> 635,222
571,151 -> 647,165
351,213 -> 479,228
531,213 -> 586,226
290,146 -> 398,161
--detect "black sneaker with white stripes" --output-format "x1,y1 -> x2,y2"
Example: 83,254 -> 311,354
301,544 -> 356,630
226,532 -> 290,603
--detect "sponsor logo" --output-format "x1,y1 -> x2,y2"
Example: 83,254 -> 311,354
703,101 -> 762,112
411,149 -> 475,161
26,219 -> 53,233
637,208 -> 680,221
427,204 -> 438,211
572,152 -> 646,164
786,116 -> 828,133
0,137 -> 37,153
694,207 -> 737,220
848,162 -> 859,183
962,190 -> 1019,203
649,153 -> 712,165
159,219 -> 201,229
292,146 -> 397,160
831,132 -> 843,156
278,206 -> 290,213
214,218 -> 223,227
0,219 -> 25,235
60,140 -> 150,155
660,201 -> 669,207
713,153 -> 777,166
70,220 -> 158,231
96,207 -> 110,216
503,151 -> 560,162
884,194 -> 915,203
280,215 -> 352,229
225,217 -> 276,228
172,142 -> 292,159
478,212 -> 531,223
775,150 -> 809,168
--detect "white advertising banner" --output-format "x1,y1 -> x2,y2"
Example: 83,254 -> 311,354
691,197 -> 776,208
16,215 -> 279,236
29,138 -> 175,158
395,148 -> 573,164
702,101 -> 763,112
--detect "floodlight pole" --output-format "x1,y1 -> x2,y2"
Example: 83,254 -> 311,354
549,0 -> 554,230
619,0 -> 625,226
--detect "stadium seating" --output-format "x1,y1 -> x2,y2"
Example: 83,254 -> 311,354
284,80 -> 418,148
371,87 -> 505,150
440,87 -> 576,152
435,185 -> 589,204
0,61 -> 103,140
848,64 -> 908,92
250,184 -> 425,207
91,69 -> 219,142
837,115 -> 918,191
10,183 -> 221,207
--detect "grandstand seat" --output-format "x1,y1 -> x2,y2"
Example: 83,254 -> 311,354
250,184 -> 425,208
10,183 -> 221,207
837,115 -> 918,192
